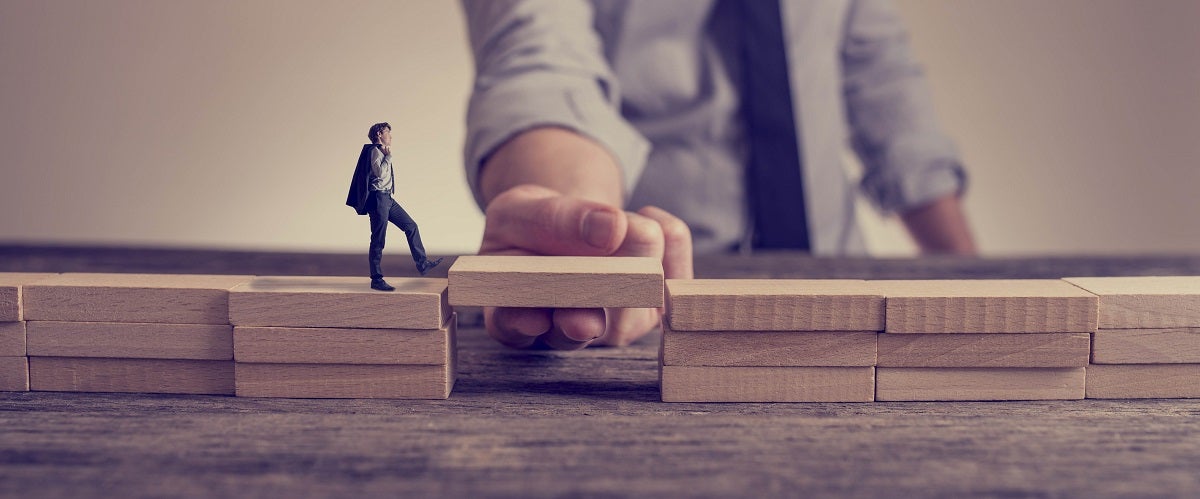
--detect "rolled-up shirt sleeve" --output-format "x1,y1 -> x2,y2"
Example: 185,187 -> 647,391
460,0 -> 650,210
841,0 -> 967,214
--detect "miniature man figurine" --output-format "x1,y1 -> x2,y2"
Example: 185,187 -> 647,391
346,122 -> 443,291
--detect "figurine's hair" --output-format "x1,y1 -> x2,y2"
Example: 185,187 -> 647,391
368,122 -> 391,143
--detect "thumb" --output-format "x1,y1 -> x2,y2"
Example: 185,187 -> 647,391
481,184 -> 628,256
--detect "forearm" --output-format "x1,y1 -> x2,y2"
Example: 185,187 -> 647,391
900,194 -> 977,255
478,126 -> 625,208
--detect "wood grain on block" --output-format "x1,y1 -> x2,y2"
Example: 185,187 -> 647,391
26,321 -> 232,360
29,357 -> 234,395
234,314 -> 455,365
0,321 -> 25,356
0,356 -> 29,391
877,333 -> 1090,368
23,273 -> 251,324
661,326 -> 877,367
875,367 -> 1086,401
879,279 -> 1098,333
1086,364 -> 1200,399
229,276 -> 448,329
660,366 -> 875,402
665,279 -> 884,331
448,255 -> 663,308
1091,328 -> 1200,364
1064,276 -> 1200,328
0,272 -> 57,322
236,362 -> 454,399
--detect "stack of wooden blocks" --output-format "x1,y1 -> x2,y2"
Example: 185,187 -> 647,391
22,273 -> 250,395
0,273 -> 55,391
1065,277 -> 1200,399
660,280 -> 882,402
875,280 -> 1096,401
229,276 -> 456,399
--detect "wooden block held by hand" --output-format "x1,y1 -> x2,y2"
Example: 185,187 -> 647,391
448,256 -> 664,308
230,276 -> 449,329
0,322 -> 26,356
1086,364 -> 1200,399
875,367 -> 1085,401
1064,276 -> 1200,329
0,273 -> 58,322
880,280 -> 1098,333
666,279 -> 884,331
662,324 -> 877,367
877,333 -> 1090,367
23,273 -> 251,324
0,356 -> 29,391
29,357 -> 234,395
234,314 -> 456,365
1091,328 -> 1200,364
660,366 -> 875,402
26,321 -> 233,360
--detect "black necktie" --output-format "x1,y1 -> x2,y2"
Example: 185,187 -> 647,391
739,0 -> 810,250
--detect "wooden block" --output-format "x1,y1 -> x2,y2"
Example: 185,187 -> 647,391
661,324 -> 877,367
0,272 -> 57,321
660,366 -> 875,402
229,276 -> 448,329
0,356 -> 29,391
29,357 -> 234,395
665,279 -> 884,331
879,279 -> 1098,333
448,255 -> 664,308
0,321 -> 26,356
234,314 -> 455,364
875,367 -> 1085,401
1092,328 -> 1200,364
877,333 -> 1090,368
1086,364 -> 1200,399
23,273 -> 251,324
26,321 -> 232,360
1064,276 -> 1200,328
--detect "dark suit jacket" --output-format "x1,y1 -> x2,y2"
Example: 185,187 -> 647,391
346,143 -> 381,215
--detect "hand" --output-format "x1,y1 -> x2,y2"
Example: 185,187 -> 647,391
479,184 -> 693,350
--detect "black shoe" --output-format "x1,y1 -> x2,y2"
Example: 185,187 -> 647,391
370,278 -> 395,292
417,257 -> 444,276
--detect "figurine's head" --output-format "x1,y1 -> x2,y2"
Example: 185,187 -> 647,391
368,122 -> 392,147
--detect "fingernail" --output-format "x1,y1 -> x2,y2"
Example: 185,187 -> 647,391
582,210 -> 617,249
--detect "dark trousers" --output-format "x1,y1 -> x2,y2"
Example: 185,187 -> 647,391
367,191 -> 428,279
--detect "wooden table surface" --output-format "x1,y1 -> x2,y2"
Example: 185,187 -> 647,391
2,246 -> 1199,497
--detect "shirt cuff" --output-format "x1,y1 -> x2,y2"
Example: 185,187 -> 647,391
464,75 -> 650,210
859,139 -> 968,214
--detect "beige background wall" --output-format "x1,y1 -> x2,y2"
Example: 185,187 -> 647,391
1,0 -> 1197,256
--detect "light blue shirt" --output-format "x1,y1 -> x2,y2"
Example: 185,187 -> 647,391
461,0 -> 966,255
369,147 -> 394,194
